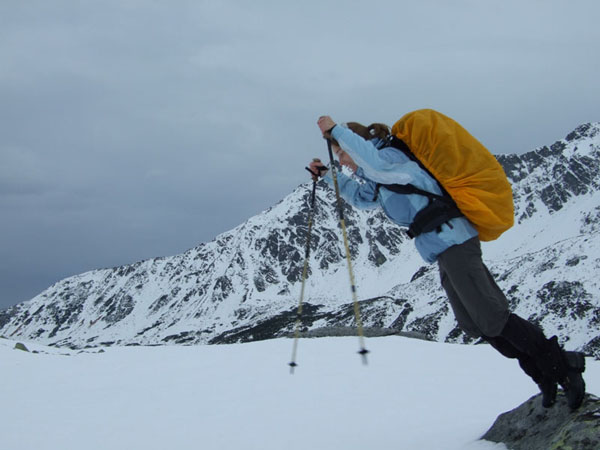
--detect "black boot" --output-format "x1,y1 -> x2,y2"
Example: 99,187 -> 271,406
535,335 -> 586,410
485,335 -> 557,407
499,314 -> 586,410
560,350 -> 586,410
536,376 -> 558,408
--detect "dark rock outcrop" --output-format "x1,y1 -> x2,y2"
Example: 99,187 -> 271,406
482,392 -> 600,449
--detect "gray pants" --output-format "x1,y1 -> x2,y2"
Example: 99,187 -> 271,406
437,237 -> 510,337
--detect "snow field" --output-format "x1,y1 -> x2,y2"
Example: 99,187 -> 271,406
1,336 -> 598,450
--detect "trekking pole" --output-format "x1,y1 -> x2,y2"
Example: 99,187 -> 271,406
289,159 -> 326,374
325,139 -> 369,364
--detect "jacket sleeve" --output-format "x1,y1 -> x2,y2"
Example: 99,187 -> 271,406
330,125 -> 415,186
323,169 -> 379,210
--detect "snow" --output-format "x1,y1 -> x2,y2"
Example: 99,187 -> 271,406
2,336 -> 598,450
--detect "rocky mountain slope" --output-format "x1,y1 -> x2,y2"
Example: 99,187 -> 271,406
1,123 -> 599,358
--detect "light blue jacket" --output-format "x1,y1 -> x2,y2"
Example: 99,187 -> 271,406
324,124 -> 479,263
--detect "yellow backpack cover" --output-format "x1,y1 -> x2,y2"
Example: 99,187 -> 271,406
391,109 -> 514,241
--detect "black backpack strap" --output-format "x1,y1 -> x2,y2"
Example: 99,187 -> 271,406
374,182 -> 447,201
406,198 -> 464,238
385,135 -> 413,159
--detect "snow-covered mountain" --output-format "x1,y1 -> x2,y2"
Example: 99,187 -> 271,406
1,123 -> 600,358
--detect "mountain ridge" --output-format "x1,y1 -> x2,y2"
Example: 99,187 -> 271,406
2,122 -> 599,358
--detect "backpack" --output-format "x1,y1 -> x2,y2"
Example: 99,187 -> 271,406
382,109 -> 514,241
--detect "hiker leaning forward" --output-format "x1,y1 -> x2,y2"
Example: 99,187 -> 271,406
309,115 -> 587,410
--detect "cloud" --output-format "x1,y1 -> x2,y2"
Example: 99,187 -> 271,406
0,0 -> 599,308
0,146 -> 49,196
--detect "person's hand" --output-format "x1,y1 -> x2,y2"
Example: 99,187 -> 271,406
307,158 -> 328,181
317,116 -> 336,137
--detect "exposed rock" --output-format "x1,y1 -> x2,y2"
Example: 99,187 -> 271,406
482,392 -> 600,450
14,342 -> 29,352
289,326 -> 429,340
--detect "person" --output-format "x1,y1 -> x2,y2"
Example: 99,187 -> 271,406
310,114 -> 587,410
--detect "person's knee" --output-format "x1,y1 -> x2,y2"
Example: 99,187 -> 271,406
474,306 -> 510,337
455,319 -> 483,338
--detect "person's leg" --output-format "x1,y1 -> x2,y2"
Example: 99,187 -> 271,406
438,238 -> 586,409
485,334 -> 557,407
437,237 -> 509,338
438,265 -> 484,338
438,249 -> 557,405
500,313 -> 586,409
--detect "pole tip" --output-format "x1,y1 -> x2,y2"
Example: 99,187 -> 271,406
358,348 -> 369,365
289,361 -> 298,374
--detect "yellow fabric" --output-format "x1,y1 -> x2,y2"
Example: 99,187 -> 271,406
391,109 -> 514,241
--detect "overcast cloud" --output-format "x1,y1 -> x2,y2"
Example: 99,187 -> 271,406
1,0 -> 599,309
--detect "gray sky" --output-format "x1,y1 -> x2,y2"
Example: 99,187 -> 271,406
1,0 -> 599,309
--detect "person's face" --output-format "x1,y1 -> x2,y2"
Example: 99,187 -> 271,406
333,144 -> 358,172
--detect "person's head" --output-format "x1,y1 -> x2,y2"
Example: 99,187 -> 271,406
328,121 -> 390,172
332,144 -> 358,172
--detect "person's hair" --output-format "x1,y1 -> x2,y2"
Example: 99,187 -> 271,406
328,121 -> 391,147
346,122 -> 391,142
